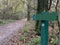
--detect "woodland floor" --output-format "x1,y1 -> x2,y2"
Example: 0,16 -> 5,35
0,19 -> 59,45
6,21 -> 59,45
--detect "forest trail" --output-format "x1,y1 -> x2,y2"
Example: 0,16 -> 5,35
0,19 -> 27,45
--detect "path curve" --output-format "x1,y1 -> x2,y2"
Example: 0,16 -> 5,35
0,18 -> 27,45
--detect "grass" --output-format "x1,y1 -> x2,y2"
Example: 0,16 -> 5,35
0,19 -> 16,26
25,36 -> 40,45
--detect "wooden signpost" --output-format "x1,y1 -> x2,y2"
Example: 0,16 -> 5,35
33,0 -> 59,45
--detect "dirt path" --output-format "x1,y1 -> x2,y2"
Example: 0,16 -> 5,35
0,19 -> 27,45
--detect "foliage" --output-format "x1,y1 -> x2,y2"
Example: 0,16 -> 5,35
0,0 -> 37,20
25,36 -> 40,45
0,0 -> 28,19
20,32 -> 28,41
49,34 -> 58,45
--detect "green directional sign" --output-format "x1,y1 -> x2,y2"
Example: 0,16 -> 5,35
33,12 -> 58,21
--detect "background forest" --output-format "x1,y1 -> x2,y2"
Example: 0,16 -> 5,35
0,0 -> 37,20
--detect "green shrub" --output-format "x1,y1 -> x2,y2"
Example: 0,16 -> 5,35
20,32 -> 28,41
26,36 -> 40,45
49,34 -> 58,45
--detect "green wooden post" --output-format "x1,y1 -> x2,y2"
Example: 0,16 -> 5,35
41,21 -> 48,45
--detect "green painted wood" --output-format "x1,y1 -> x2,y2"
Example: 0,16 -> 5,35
41,21 -> 49,45
34,12 -> 58,21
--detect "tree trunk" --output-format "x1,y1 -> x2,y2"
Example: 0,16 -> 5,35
35,0 -> 44,35
27,5 -> 30,21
